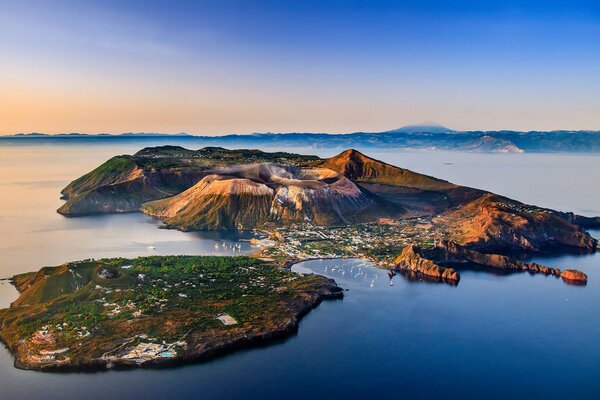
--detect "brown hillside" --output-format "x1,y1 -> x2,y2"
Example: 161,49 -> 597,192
435,193 -> 598,252
320,149 -> 456,190
321,149 -> 483,212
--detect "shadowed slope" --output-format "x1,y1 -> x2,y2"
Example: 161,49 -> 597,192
142,175 -> 275,230
142,164 -> 380,230
320,149 -> 483,213
435,194 -> 598,252
58,146 -> 321,216
57,147 -> 600,254
320,149 -> 455,190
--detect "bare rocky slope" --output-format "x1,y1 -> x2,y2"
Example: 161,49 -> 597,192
141,163 -> 379,230
58,146 -> 319,216
58,147 -> 598,283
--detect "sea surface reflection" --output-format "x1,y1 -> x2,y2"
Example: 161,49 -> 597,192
0,143 -> 599,399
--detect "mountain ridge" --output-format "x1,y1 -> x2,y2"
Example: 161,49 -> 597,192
4,129 -> 600,153
58,147 -> 600,260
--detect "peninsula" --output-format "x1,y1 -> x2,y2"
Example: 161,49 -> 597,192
0,256 -> 341,370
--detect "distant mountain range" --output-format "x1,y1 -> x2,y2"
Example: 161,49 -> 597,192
3,123 -> 600,153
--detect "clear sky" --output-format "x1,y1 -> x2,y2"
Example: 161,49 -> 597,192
0,0 -> 599,134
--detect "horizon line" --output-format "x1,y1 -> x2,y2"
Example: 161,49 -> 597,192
3,128 -> 600,137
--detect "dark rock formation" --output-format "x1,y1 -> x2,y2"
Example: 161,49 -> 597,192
435,240 -> 562,277
394,245 -> 460,282
397,240 -> 587,286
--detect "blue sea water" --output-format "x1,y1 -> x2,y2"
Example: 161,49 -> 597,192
0,143 -> 598,399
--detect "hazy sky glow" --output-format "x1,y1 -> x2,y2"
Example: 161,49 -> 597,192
1,0 -> 599,134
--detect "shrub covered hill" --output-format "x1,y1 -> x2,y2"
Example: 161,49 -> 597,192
58,146 -> 599,283
0,256 -> 342,370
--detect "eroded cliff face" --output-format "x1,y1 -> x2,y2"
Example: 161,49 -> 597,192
58,155 -> 206,216
394,245 -> 460,282
393,240 -> 587,285
141,164 -> 380,230
434,194 -> 598,252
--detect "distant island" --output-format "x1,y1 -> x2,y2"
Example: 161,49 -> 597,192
2,123 -> 600,153
1,146 -> 597,371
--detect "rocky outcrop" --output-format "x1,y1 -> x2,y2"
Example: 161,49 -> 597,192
435,194 -> 598,252
391,240 -> 588,286
434,240 -> 562,277
394,245 -> 460,282
560,269 -> 588,284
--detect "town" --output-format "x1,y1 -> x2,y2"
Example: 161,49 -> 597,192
258,217 -> 442,267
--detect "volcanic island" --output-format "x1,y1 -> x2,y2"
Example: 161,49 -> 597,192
1,146 -> 597,370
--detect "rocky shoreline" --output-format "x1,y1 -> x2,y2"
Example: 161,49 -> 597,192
0,256 -> 343,372
5,282 -> 342,372
392,240 -> 588,285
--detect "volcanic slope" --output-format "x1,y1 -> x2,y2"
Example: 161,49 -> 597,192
59,147 -> 600,256
58,146 -> 320,216
319,149 -> 484,214
141,163 -> 378,230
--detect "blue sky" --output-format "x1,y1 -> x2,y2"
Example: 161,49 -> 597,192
0,0 -> 599,134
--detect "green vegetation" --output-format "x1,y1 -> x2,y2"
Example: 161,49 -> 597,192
61,156 -> 136,198
58,146 -> 324,216
0,255 -> 339,370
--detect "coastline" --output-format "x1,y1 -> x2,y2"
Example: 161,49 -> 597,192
0,256 -> 343,372
3,283 -> 342,373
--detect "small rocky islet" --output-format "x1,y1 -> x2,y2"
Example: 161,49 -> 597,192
1,146 -> 596,371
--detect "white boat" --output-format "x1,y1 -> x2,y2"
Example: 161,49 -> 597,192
147,245 -> 156,250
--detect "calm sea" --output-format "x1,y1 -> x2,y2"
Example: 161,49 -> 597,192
0,142 -> 598,399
